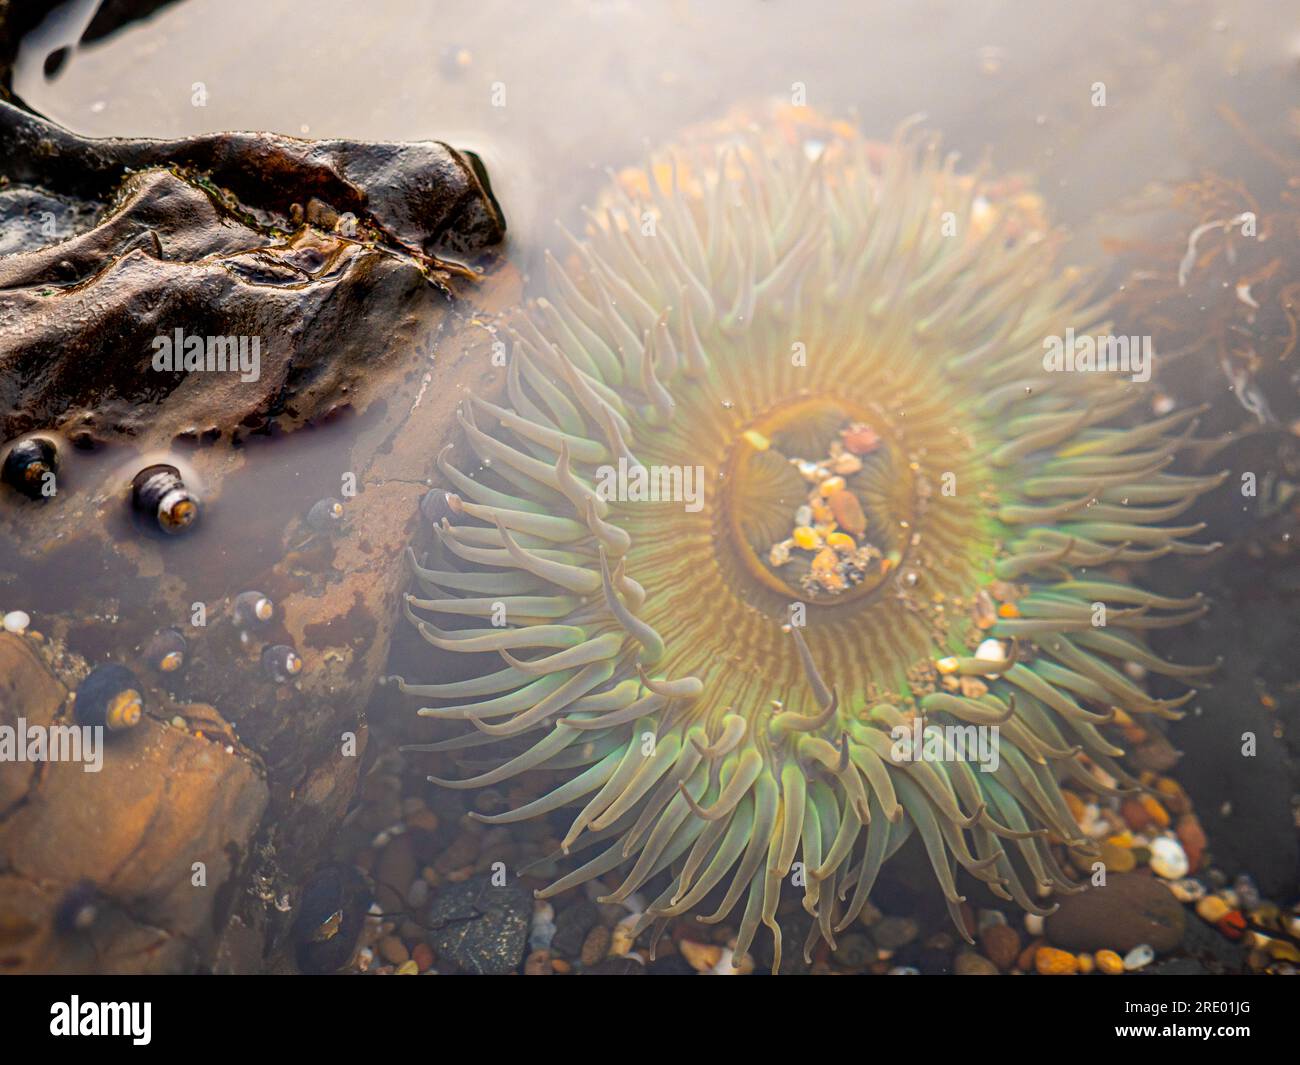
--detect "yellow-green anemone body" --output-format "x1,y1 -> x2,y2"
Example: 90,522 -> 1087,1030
397,108 -> 1221,971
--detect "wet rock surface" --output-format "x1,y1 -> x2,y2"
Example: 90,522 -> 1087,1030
0,633 -> 268,973
0,8 -> 511,973
0,102 -> 503,445
425,878 -> 531,975
1045,873 -> 1187,954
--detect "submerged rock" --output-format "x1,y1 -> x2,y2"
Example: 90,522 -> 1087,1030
1045,873 -> 1186,954
425,879 -> 531,975
0,101 -> 503,446
0,634 -> 269,974
0,15 -> 511,973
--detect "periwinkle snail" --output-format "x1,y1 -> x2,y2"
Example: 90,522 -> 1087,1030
75,664 -> 144,731
143,628 -> 187,673
1,437 -> 59,499
233,590 -> 275,628
306,497 -> 345,532
262,644 -> 303,683
131,464 -> 199,534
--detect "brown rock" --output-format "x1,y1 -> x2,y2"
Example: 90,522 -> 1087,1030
0,635 -> 65,809
580,925 -> 612,967
953,951 -> 999,975
978,922 -> 1021,971
1045,873 -> 1186,954
378,936 -> 409,966
0,674 -> 269,972
373,836 -> 417,915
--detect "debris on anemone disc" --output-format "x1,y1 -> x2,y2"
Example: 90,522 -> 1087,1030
394,104 -> 1222,972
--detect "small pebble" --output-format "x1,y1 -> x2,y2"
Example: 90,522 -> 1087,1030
530,900 -> 557,950
979,923 -> 1021,971
2,610 -> 30,634
871,915 -> 919,950
1095,949 -> 1125,975
406,879 -> 430,909
679,940 -> 724,972
609,914 -> 639,956
1196,895 -> 1232,924
887,966 -> 920,975
1166,877 -> 1205,903
378,936 -> 409,966
831,932 -> 872,968
1216,910 -> 1247,940
411,943 -> 435,972
1122,944 -> 1155,971
1233,874 -> 1261,910
1098,840 -> 1136,874
1148,836 -> 1189,879
525,949 -> 553,975
953,952 -> 999,975
580,925 -> 611,966
395,959 -> 419,975
1035,946 -> 1079,975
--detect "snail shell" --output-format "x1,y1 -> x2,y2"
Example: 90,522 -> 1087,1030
306,497 -> 345,531
75,664 -> 143,731
131,464 -> 199,534
233,590 -> 275,628
144,627 -> 187,673
1,437 -> 58,500
262,644 -> 303,683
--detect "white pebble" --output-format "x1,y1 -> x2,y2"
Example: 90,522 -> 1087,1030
1149,836 -> 1189,880
3,610 -> 30,634
530,899 -> 557,950
1167,877 -> 1206,903
406,879 -> 430,909
1123,944 -> 1155,971
974,638 -> 1009,678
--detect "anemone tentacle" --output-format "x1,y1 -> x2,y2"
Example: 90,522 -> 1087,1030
395,108 -> 1218,973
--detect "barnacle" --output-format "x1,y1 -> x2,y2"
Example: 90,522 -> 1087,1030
395,107 -> 1222,971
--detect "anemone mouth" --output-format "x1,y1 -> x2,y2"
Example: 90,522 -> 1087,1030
396,106 -> 1223,972
721,396 -> 911,606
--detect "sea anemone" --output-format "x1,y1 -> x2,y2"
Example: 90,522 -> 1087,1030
396,107 -> 1223,970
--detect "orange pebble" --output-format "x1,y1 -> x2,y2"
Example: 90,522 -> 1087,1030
828,489 -> 867,535
1035,946 -> 1080,975
1095,949 -> 1124,975
1176,814 -> 1207,871
996,602 -> 1020,618
1062,790 -> 1086,825
1121,798 -> 1152,832
1139,794 -> 1171,828
1217,911 -> 1247,941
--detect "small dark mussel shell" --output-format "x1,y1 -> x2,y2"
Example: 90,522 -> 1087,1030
1,437 -> 58,499
419,488 -> 456,527
262,644 -> 303,683
306,497 -> 345,532
131,463 -> 199,534
54,879 -> 103,935
144,627 -> 187,674
292,864 -> 370,974
75,663 -> 143,731
233,590 -> 275,628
